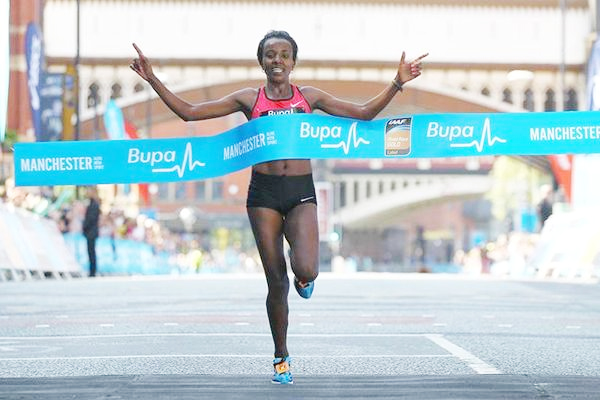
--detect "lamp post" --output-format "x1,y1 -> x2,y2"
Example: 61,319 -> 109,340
559,0 -> 566,112
74,0 -> 80,141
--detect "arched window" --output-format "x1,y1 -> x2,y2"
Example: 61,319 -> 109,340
564,88 -> 578,111
87,82 -> 100,109
134,83 -> 145,93
481,87 -> 490,97
502,88 -> 512,104
111,83 -> 123,99
523,88 -> 534,111
544,89 -> 556,111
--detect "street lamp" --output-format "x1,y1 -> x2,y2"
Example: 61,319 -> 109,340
74,0 -> 80,141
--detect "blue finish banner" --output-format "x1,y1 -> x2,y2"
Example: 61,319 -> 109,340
13,111 -> 600,186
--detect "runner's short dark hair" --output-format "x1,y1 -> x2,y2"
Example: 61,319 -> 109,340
257,30 -> 298,64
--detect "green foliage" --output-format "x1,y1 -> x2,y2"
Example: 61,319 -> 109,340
1,129 -> 18,150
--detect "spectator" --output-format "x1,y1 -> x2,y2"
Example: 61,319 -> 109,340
537,184 -> 553,230
82,186 -> 101,277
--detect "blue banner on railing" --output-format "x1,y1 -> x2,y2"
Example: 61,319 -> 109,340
13,111 -> 600,186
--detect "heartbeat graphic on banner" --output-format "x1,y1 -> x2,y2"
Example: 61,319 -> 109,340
321,122 -> 370,154
13,111 -> 600,186
450,118 -> 507,152
152,142 -> 205,177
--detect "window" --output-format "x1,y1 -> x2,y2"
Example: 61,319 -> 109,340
565,88 -> 578,111
195,181 -> 206,201
157,183 -> 169,200
544,89 -> 556,111
212,180 -> 224,201
481,87 -> 490,97
134,83 -> 145,93
338,181 -> 346,208
523,88 -> 534,111
87,82 -> 100,109
502,88 -> 512,104
175,182 -> 186,200
111,83 -> 123,99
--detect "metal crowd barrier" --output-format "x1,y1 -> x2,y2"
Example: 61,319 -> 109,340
0,202 -> 83,281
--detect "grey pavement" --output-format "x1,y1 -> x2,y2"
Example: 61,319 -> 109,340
1,273 -> 599,399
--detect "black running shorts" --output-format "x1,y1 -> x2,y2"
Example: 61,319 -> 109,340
246,171 -> 317,215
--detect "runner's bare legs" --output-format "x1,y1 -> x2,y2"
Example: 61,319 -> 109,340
247,203 -> 319,357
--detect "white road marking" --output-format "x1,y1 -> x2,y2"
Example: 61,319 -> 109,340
99,324 -> 114,328
425,334 -> 502,375
0,354 -> 454,362
163,323 -> 179,326
565,325 -> 581,329
35,325 -> 50,328
0,333 -> 437,340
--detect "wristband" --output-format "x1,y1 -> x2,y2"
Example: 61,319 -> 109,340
392,79 -> 403,92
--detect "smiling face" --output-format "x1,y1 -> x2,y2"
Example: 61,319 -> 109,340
260,38 -> 295,82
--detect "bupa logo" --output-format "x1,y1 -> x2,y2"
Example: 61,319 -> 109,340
426,118 -> 506,152
300,121 -> 369,155
127,142 -> 205,178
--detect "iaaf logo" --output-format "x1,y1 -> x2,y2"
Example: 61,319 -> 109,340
299,121 -> 369,155
127,142 -> 205,178
426,118 -> 506,152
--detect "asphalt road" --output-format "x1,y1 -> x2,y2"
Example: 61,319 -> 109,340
1,273 -> 599,399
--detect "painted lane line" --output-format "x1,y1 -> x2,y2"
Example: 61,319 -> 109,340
565,325 -> 581,329
0,354 -> 454,362
99,324 -> 114,328
35,325 -> 50,328
432,323 -> 447,327
163,323 -> 179,326
425,334 -> 502,375
497,324 -> 513,328
0,333 -> 432,340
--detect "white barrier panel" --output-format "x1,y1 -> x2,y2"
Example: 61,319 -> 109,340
529,211 -> 600,280
0,202 -> 82,281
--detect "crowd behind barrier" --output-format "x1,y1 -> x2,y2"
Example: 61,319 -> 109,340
1,178 -> 598,281
0,180 -> 262,280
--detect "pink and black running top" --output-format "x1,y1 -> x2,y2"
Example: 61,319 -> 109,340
250,85 -> 312,120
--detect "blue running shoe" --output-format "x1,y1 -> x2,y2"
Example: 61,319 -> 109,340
294,277 -> 314,299
272,356 -> 293,384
